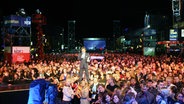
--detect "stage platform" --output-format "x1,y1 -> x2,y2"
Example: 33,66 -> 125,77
0,84 -> 30,104
0,84 -> 29,92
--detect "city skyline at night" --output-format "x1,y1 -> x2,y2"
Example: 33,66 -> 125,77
0,0 -> 173,38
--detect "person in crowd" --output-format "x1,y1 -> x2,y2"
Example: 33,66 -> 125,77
113,87 -> 123,98
79,80 -> 91,104
27,68 -> 51,104
174,92 -> 184,104
92,93 -> 103,104
135,82 -> 155,104
101,92 -> 113,104
181,87 -> 184,96
167,85 -> 178,104
146,79 -> 158,103
155,80 -> 167,104
30,67 -> 40,80
12,73 -> 21,84
78,47 -> 90,83
1,71 -> 11,85
129,77 -> 141,93
122,85 -> 137,100
121,91 -> 138,104
90,76 -> 99,103
71,80 -> 80,104
119,80 -> 129,93
155,94 -> 167,104
112,94 -> 121,104
105,75 -> 119,95
165,77 -> 176,93
92,84 -> 108,104
57,81 -> 64,104
61,78 -> 75,104
173,75 -> 183,92
44,77 -> 60,104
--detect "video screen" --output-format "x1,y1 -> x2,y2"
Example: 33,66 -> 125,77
83,38 -> 106,50
143,47 -> 155,56
169,29 -> 178,41
181,29 -> 184,37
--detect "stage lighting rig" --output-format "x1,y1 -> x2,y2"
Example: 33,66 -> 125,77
36,9 -> 42,14
16,8 -> 26,17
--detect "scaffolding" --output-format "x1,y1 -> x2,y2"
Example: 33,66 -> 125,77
2,15 -> 31,47
32,13 -> 46,59
1,15 -> 31,63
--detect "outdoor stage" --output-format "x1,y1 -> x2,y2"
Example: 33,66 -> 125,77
0,84 -> 29,104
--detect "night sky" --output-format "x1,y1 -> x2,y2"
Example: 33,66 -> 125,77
1,0 -> 172,39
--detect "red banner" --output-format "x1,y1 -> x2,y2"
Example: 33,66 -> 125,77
12,47 -> 30,63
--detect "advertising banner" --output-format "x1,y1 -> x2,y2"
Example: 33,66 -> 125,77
4,15 -> 21,27
4,15 -> 31,27
170,29 -> 178,41
12,46 -> 30,63
20,16 -> 31,27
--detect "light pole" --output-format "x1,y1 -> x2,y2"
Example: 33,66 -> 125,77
60,30 -> 64,51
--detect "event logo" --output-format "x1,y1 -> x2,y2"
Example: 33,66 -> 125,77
24,18 -> 31,25
14,49 -> 23,53
4,20 -> 19,24
24,20 -> 31,25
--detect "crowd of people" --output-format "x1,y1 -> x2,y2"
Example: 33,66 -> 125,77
0,51 -> 184,104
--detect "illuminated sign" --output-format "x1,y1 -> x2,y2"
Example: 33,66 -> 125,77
143,47 -> 155,56
4,15 -> 31,27
181,29 -> 184,37
170,29 -> 178,41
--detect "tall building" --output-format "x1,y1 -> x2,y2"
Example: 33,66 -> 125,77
144,13 -> 171,41
143,13 -> 171,55
67,20 -> 76,51
172,0 -> 182,24
172,0 -> 184,42
112,20 -> 121,50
